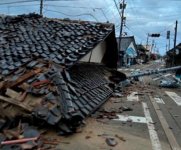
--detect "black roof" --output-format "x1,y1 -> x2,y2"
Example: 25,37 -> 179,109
0,14 -> 123,134
0,13 -> 115,75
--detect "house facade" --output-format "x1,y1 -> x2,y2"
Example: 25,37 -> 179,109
166,43 -> 181,67
117,36 -> 138,67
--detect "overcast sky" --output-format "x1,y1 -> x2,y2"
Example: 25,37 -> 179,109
0,0 -> 180,55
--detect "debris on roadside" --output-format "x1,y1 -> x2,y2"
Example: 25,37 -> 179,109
115,134 -> 126,142
159,79 -> 180,88
105,137 -> 118,147
112,92 -> 123,98
112,79 -> 131,97
96,105 -> 133,120
85,136 -> 91,139
119,106 -> 133,112
0,123 -> 54,150
0,61 -> 126,135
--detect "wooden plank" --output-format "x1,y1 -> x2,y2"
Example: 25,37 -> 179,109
0,81 -> 5,90
5,88 -> 29,103
0,95 -> 32,112
148,94 -> 181,150
4,68 -> 42,89
5,88 -> 21,101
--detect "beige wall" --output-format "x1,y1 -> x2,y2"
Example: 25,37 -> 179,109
79,41 -> 106,63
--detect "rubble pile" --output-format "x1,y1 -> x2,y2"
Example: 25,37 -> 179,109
0,13 -> 127,143
0,122 -> 65,150
0,60 -> 120,134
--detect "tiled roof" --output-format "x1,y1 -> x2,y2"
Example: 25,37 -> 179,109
0,13 -> 114,75
0,14 -> 123,134
0,61 -> 114,134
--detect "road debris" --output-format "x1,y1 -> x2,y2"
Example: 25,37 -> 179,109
120,106 -> 133,111
0,123 -> 54,150
1,137 -> 38,145
105,137 -> 118,146
115,134 -> 126,142
85,136 -> 91,139
159,80 -> 180,88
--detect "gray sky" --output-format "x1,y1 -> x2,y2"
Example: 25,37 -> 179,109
0,0 -> 180,55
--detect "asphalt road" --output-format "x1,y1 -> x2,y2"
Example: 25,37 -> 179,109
120,60 -> 181,150
144,69 -> 181,149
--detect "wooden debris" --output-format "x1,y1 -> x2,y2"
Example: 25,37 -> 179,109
4,68 -> 42,89
0,95 -> 32,112
105,137 -> 118,147
32,79 -> 50,87
1,137 -> 38,145
5,88 -> 21,101
115,134 -> 126,142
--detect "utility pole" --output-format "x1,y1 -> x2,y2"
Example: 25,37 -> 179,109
168,36 -> 170,50
154,43 -> 157,54
151,39 -> 155,53
146,33 -> 160,51
118,0 -> 126,67
146,33 -> 149,50
166,44 -> 168,53
40,0 -> 43,16
167,30 -> 170,50
173,20 -> 178,66
174,20 -> 178,48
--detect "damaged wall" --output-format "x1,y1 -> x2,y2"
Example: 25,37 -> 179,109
79,41 -> 106,63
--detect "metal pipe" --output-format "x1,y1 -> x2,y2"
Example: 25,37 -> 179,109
1,137 -> 38,145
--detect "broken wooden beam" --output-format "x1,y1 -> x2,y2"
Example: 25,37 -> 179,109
1,137 -> 38,145
0,95 -> 32,112
3,68 -> 42,89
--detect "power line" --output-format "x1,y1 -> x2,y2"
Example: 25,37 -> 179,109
46,0 -> 80,2
127,13 -> 181,20
0,0 -> 79,5
44,4 -> 108,21
5,4 -> 40,7
100,8 -> 109,22
0,0 -> 110,22
43,4 -> 102,9
0,0 -> 39,5
113,0 -> 121,18
44,8 -> 99,21
125,25 -> 145,42
158,23 -> 175,34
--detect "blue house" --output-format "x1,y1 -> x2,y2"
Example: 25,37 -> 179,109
117,36 -> 138,67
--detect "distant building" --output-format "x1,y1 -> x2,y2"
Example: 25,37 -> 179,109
142,45 -> 152,52
166,43 -> 181,67
137,44 -> 149,63
117,36 -> 138,67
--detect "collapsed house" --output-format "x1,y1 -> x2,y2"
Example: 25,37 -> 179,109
0,14 -> 126,135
